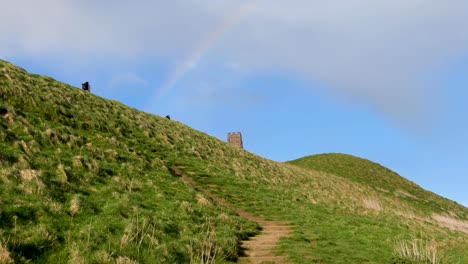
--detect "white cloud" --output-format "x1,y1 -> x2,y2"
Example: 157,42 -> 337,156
2,0 -> 468,122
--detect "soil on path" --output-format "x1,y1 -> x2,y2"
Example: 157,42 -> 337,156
237,217 -> 291,264
168,166 -> 292,264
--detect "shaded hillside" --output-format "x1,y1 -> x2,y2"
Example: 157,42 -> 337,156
1,59 -> 467,263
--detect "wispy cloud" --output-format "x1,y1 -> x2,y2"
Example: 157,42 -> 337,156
2,0 -> 468,122
167,61 -> 266,109
180,81 -> 265,107
110,72 -> 148,87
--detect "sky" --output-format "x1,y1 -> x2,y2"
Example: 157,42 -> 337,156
1,0 -> 467,207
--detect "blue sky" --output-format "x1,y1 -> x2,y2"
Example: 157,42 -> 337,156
1,0 -> 467,207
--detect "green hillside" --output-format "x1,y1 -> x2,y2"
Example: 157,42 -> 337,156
1,59 -> 467,263
289,153 -> 466,215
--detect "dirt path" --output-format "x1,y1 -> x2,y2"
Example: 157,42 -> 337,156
168,166 -> 292,264
237,218 -> 291,264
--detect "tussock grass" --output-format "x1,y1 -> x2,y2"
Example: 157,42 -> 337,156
115,256 -> 138,264
0,241 -> 13,264
432,214 -> 468,234
363,198 -> 382,212
197,194 -> 213,207
394,239 -> 442,264
188,221 -> 218,264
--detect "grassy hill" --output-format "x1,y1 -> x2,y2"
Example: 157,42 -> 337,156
0,59 -> 467,263
289,153 -> 466,216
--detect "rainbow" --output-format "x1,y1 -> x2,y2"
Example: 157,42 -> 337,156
146,1 -> 258,108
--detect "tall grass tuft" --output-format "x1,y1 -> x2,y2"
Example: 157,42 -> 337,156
0,241 -> 13,264
189,221 -> 218,264
394,239 -> 443,264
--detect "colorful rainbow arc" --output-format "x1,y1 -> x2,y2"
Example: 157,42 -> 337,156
146,1 -> 258,108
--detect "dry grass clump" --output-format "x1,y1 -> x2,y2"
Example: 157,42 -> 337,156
0,169 -> 11,184
197,194 -> 212,207
105,149 -> 118,159
363,198 -> 382,212
56,164 -> 68,183
3,73 -> 12,82
44,128 -> 53,140
95,251 -> 138,264
191,147 -> 202,159
85,159 -> 100,174
3,112 -> 14,124
70,196 -> 81,216
44,198 -> 62,213
394,210 -> 426,223
16,155 -> 30,169
0,241 -> 13,264
20,140 -> 32,155
217,213 -> 229,222
395,190 -> 418,200
72,156 -> 83,168
19,169 -> 39,182
115,256 -> 138,264
188,221 -> 218,264
85,142 -> 94,152
68,244 -> 85,264
113,176 -> 143,193
44,128 -> 60,145
94,250 -> 113,263
18,169 -> 44,194
394,239 -> 442,264
432,214 -> 468,234
107,137 -> 119,146
67,135 -> 82,148
119,211 -> 160,253
180,201 -> 194,213
35,224 -> 58,246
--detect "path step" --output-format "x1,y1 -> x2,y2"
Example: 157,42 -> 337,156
243,241 -> 278,247
244,249 -> 280,257
259,224 -> 291,228
246,234 -> 290,239
242,245 -> 278,250
238,256 -> 287,264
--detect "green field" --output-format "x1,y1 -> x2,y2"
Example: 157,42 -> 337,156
0,59 -> 467,263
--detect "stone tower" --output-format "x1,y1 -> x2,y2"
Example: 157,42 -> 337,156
227,132 -> 243,149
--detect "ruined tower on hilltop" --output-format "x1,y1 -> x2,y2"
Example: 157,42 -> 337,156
227,132 -> 243,149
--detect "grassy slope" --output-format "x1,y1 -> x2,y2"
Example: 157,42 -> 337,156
0,60 -> 259,264
0,59 -> 467,263
288,153 -> 466,215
